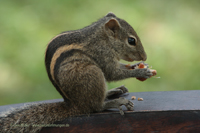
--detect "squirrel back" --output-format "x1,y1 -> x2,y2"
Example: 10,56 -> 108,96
1,12 -> 148,133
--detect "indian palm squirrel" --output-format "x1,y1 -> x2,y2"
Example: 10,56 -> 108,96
0,12 -> 153,133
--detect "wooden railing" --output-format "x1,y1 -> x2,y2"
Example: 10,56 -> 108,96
1,90 -> 200,132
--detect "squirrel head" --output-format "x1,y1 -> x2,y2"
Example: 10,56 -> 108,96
103,13 -> 147,62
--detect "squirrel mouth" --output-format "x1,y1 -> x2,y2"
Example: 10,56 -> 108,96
123,55 -> 134,62
121,55 -> 136,62
127,58 -> 134,62
125,55 -> 134,62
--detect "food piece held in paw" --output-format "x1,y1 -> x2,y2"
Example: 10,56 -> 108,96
125,64 -> 131,68
136,63 -> 148,81
138,98 -> 143,101
151,69 -> 157,76
136,77 -> 147,81
136,63 -> 157,81
131,96 -> 136,100
125,64 -> 133,70
136,63 -> 147,69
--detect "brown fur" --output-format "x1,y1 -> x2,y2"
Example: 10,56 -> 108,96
0,12 -> 153,133
50,44 -> 84,81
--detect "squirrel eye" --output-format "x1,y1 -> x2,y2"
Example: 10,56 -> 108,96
128,37 -> 136,46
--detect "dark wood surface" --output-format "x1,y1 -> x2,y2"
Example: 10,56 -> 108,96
1,90 -> 200,132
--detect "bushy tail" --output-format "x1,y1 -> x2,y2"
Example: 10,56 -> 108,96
0,102 -> 82,133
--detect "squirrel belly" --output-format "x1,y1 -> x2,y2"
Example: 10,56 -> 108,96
0,12 -> 151,132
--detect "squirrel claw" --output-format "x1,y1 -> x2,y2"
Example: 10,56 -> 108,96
118,97 -> 134,115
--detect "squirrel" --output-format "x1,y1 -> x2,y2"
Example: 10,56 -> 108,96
0,12 -> 153,133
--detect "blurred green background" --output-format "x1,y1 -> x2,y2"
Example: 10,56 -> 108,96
0,0 -> 200,105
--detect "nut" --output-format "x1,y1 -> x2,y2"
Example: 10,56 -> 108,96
138,98 -> 143,101
131,96 -> 136,100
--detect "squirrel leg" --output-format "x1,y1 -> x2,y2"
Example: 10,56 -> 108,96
106,85 -> 128,98
102,97 -> 134,115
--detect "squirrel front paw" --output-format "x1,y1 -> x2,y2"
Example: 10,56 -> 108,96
132,68 -> 153,79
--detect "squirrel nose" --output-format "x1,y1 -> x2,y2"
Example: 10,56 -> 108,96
142,56 -> 147,61
140,52 -> 147,61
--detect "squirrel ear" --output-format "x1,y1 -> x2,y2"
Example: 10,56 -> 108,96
106,12 -> 116,17
105,18 -> 120,34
